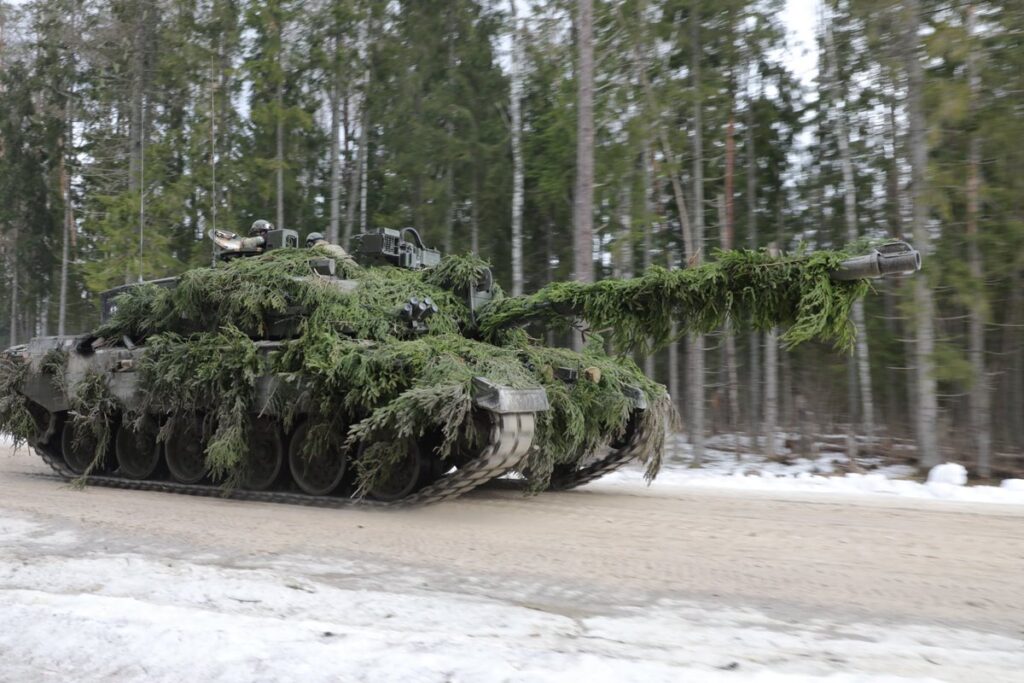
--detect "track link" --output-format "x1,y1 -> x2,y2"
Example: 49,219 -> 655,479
32,411 -> 535,508
546,413 -> 653,491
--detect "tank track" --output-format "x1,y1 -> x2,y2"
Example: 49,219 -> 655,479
31,411 -> 535,508
546,413 -> 653,491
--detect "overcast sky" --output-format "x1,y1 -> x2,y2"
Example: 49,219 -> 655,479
782,0 -> 821,87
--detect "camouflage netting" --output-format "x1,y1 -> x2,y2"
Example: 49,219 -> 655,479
1,245 -> 871,493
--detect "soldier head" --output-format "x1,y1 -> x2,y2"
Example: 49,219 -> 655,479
250,219 -> 273,237
305,232 -> 326,248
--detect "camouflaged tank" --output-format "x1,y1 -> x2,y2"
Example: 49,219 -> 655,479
0,226 -> 920,506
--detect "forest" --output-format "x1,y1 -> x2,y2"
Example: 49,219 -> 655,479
0,0 -> 1021,475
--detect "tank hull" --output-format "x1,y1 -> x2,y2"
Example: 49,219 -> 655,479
7,336 -> 566,506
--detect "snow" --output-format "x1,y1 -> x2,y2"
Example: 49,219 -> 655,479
595,465 -> 1024,506
1,513 -> 1020,683
589,438 -> 1024,506
927,462 -> 968,486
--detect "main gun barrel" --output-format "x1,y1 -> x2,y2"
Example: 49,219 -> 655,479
830,241 -> 921,281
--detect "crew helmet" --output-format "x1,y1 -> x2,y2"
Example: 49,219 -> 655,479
250,219 -> 273,236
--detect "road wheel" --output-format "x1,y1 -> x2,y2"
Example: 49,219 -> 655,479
364,439 -> 428,502
244,418 -> 284,491
115,416 -> 162,480
288,420 -> 346,496
60,419 -> 100,475
166,415 -> 207,484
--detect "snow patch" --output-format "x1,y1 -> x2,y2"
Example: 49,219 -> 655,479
593,462 -> 1024,506
1,513 -> 1019,683
927,462 -> 968,486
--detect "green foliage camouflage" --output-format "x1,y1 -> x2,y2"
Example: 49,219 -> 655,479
1,245 -> 873,493
0,353 -> 36,447
480,249 -> 871,355
68,370 -> 120,480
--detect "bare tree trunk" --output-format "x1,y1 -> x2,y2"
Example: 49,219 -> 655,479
328,43 -> 342,244
210,55 -> 219,237
275,78 -> 285,231
616,185 -> 633,279
8,226 -> 18,346
852,301 -> 873,439
965,4 -> 991,476
359,102 -> 368,234
642,143 -> 655,379
345,88 -> 368,247
1006,269 -> 1024,448
470,170 -> 480,256
128,9 -> 144,198
445,142 -> 455,253
903,0 -> 940,468
443,18 -> 456,255
344,19 -> 370,248
745,89 -> 760,447
825,21 -> 875,459
722,112 -> 740,432
127,1 -> 150,283
764,327 -> 778,458
668,325 -> 680,423
509,0 -> 525,296
58,92 -> 74,336
573,0 -> 595,350
689,3 -> 705,464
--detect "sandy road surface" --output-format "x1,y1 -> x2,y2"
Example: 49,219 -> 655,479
3,445 -> 1022,638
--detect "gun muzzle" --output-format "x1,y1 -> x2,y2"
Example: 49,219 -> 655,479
830,241 -> 922,281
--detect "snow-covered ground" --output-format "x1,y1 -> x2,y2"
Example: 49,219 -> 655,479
1,512 -> 1020,683
5,429 -> 1024,505
590,437 -> 1024,506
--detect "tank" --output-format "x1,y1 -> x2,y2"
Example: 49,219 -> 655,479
0,228 -> 920,506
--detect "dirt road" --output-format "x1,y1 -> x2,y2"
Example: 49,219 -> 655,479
2,445 -> 1022,636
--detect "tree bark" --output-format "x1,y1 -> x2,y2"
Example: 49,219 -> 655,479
509,0 -> 525,296
689,3 -> 705,464
745,86 -> 760,447
764,321 -> 779,458
903,0 -> 940,468
722,112 -> 739,432
8,226 -> 17,347
128,0 -> 148,283
345,85 -> 368,247
616,185 -> 633,279
572,0 -> 595,350
1005,269 -> 1023,448
58,92 -> 74,336
344,19 -> 370,249
825,21 -> 875,458
359,97 -> 369,234
128,4 -> 145,197
965,4 -> 991,476
471,168 -> 480,256
642,143 -> 655,379
573,0 -> 594,269
328,38 -> 343,244
443,16 -> 456,255
210,56 -> 218,239
275,78 -> 285,231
